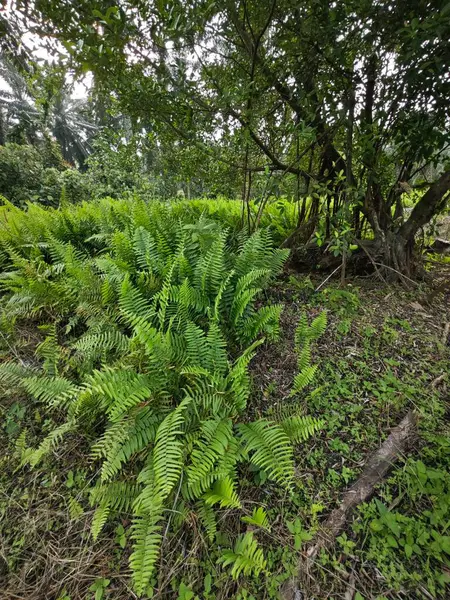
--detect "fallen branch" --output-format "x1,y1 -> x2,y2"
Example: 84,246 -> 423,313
308,410 -> 417,557
314,264 -> 342,292
281,410 -> 417,600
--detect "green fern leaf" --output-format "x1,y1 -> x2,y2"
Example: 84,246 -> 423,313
28,420 -> 74,467
203,476 -> 241,509
130,492 -> 164,596
196,500 -> 217,542
91,501 -> 110,541
187,418 -> 233,489
291,365 -> 318,395
237,420 -> 294,488
219,532 -> 267,579
280,415 -> 323,443
153,398 -> 190,498
241,507 -> 270,530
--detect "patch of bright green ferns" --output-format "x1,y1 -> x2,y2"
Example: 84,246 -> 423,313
0,198 -> 323,595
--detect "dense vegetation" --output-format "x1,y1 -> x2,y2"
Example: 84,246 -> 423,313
0,1 -> 449,599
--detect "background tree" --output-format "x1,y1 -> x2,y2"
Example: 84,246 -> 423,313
0,57 -> 98,167
6,0 -> 450,274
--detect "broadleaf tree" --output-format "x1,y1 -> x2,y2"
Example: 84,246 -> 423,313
7,0 -> 450,274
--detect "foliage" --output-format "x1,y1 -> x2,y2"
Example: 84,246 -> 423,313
219,532 -> 267,580
0,56 -> 97,167
291,310 -> 327,395
9,0 -> 450,267
353,450 -> 450,597
0,142 -> 91,206
0,197 -> 325,595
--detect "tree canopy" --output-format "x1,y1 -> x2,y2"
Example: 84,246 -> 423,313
2,0 -> 450,272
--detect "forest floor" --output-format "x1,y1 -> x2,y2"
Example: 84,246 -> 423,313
1,264 -> 449,600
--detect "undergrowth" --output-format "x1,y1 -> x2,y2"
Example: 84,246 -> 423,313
0,197 -> 449,599
0,197 -> 321,597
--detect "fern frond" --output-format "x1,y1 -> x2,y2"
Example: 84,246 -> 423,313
153,398 -> 190,498
90,481 -> 141,513
133,226 -> 158,272
227,339 -> 264,412
196,500 -> 217,542
219,532 -> 267,579
72,329 -> 130,356
193,230 -> 227,299
291,365 -> 318,395
28,420 -> 74,467
213,269 -> 235,320
187,418 -> 233,488
294,312 -> 308,349
205,322 -> 228,375
240,304 -> 283,343
23,375 -> 81,409
130,492 -> 164,596
119,276 -> 155,323
280,414 -> 323,443
92,501 -> 111,541
203,476 -> 241,509
86,367 -> 153,421
295,311 -> 327,349
68,496 -> 84,521
241,506 -> 270,530
297,342 -> 311,372
0,361 -> 38,385
35,324 -> 60,376
184,321 -> 209,369
100,408 -> 159,482
309,311 -> 327,341
237,420 -> 294,488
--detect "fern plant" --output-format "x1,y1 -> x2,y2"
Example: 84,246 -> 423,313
291,310 -> 327,395
219,532 -> 268,579
0,200 -> 324,595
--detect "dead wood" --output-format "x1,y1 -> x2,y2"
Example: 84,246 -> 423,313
280,410 -> 417,600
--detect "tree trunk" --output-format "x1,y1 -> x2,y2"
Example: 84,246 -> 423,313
0,109 -> 5,146
399,169 -> 450,241
367,170 -> 450,278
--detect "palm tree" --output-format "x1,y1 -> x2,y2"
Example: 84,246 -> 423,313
0,58 -> 41,146
0,57 -> 98,167
50,89 -> 98,168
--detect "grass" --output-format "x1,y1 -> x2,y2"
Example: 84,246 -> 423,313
250,270 -> 449,599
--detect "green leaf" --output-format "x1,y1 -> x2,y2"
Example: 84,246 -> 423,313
386,535 -> 398,548
370,519 -> 383,532
204,573 -> 212,593
241,507 -> 270,530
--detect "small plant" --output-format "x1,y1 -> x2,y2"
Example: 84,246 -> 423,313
89,578 -> 110,600
3,401 -> 25,436
320,287 -> 360,316
177,582 -> 198,600
286,518 -> 313,550
115,523 -> 126,549
354,456 -> 450,597
291,310 -> 327,396
241,507 -> 270,530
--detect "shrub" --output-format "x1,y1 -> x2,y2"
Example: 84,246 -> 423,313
0,143 -> 45,205
0,142 -> 92,206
